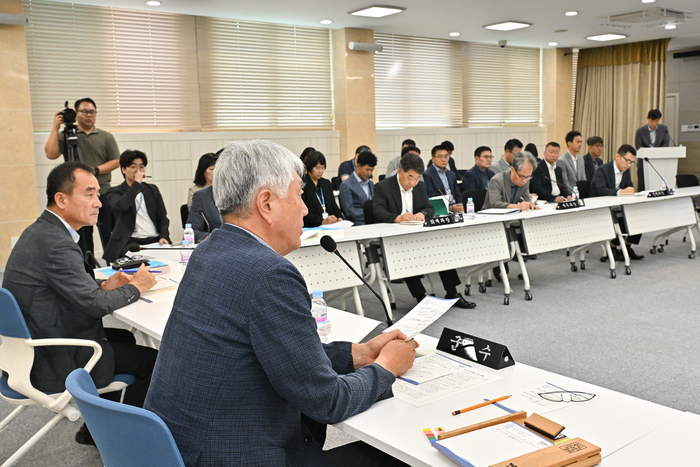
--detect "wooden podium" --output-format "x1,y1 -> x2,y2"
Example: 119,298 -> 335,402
638,147 -> 686,190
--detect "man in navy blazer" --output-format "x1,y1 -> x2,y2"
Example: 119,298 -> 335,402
530,142 -> 572,203
462,146 -> 496,191
144,140 -> 416,467
186,185 -> 221,243
424,144 -> 464,212
635,109 -> 671,191
338,151 -> 377,225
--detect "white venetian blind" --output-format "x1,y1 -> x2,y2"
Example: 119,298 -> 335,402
374,33 -> 462,129
23,0 -> 201,132
196,17 -> 332,129
463,42 -> 541,125
572,49 -> 579,124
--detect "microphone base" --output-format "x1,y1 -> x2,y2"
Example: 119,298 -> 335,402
359,322 -> 389,344
647,189 -> 673,198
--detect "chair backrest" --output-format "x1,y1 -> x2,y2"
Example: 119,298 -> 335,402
378,174 -> 386,181
331,176 -> 340,191
461,189 -> 487,212
180,204 -> 189,229
576,180 -> 591,200
363,199 -> 375,225
66,369 -> 186,467
0,288 -> 31,339
676,173 -> 700,188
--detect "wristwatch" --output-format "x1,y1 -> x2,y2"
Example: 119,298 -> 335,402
94,166 -> 100,175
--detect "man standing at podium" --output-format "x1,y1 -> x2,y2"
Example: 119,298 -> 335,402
635,109 -> 670,191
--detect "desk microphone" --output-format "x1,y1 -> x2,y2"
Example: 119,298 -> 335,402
541,175 -> 574,199
320,235 -> 393,327
643,157 -> 673,194
200,211 -> 211,233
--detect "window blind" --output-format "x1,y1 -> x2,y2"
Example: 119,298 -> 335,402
195,17 -> 333,129
23,0 -> 201,132
374,33 -> 462,129
571,50 -> 579,124
463,42 -> 541,125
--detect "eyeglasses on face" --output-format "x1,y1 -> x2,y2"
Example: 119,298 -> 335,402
78,110 -> 97,116
515,170 -> 533,181
619,155 -> 636,166
479,155 -> 494,160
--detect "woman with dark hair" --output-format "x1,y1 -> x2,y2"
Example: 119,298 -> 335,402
302,151 -> 343,227
187,153 -> 217,208
525,143 -> 539,160
299,146 -> 316,163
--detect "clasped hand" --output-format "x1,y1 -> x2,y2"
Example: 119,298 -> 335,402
353,329 -> 419,377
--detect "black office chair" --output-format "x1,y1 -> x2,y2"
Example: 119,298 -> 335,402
331,176 -> 340,191
676,174 -> 699,188
576,180 -> 591,200
461,189 -> 487,212
378,174 -> 386,182
180,204 -> 189,229
362,199 -> 375,225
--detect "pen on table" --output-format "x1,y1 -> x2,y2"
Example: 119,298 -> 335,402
451,395 -> 511,416
168,277 -> 180,285
139,296 -> 153,303
121,269 -> 164,274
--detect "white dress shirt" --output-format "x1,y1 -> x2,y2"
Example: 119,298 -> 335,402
614,162 -> 623,194
133,192 -> 159,238
398,177 -> 413,214
546,161 -> 560,197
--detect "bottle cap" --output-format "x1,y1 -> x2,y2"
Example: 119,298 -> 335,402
181,240 -> 189,246
185,223 -> 192,228
312,290 -> 323,298
573,186 -> 578,190
468,198 -> 473,201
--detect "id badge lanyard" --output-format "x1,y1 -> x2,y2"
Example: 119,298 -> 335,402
316,189 -> 328,219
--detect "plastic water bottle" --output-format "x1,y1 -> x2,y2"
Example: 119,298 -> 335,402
660,181 -> 667,191
572,186 -> 581,205
183,223 -> 195,245
311,290 -> 328,343
180,240 -> 192,268
466,198 -> 475,220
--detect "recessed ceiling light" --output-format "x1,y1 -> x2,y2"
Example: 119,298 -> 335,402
587,33 -> 627,41
145,0 -> 161,5
548,42 -> 559,46
565,11 -> 578,17
642,0 -> 655,3
349,6 -> 405,18
320,20 -> 333,25
484,21 -> 532,31
449,32 -> 460,37
665,24 -> 677,29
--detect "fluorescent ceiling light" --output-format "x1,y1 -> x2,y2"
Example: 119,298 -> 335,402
484,21 -> 532,31
449,32 -> 460,37
665,24 -> 676,29
349,6 -> 405,18
145,1 -> 161,5
320,20 -> 333,25
587,33 -> 627,41
548,42 -> 559,46
565,11 -> 578,17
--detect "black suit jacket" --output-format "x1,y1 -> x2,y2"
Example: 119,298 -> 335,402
373,175 -> 434,223
103,181 -> 171,262
187,185 -> 221,243
530,159 -> 571,202
635,123 -> 670,191
583,153 -> 604,182
427,157 -> 462,180
302,175 -> 343,227
590,161 -> 634,197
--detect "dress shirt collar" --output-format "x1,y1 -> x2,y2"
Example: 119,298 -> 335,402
546,160 -> 556,170
46,209 -> 80,243
352,171 -> 370,187
227,223 -> 274,251
613,162 -> 622,177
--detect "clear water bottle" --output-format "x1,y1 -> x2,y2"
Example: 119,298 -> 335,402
183,223 -> 195,245
572,186 -> 581,205
180,240 -> 192,268
466,198 -> 475,220
660,181 -> 667,191
311,290 -> 328,343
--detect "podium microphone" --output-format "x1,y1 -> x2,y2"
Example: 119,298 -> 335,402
643,157 -> 673,194
320,235 -> 393,327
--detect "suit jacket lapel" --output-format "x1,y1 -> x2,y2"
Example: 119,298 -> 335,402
390,176 -> 402,213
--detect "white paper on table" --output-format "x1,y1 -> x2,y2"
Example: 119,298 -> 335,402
434,422 -> 552,467
325,220 -> 354,229
300,230 -> 319,241
393,363 -> 501,407
142,276 -> 178,296
138,242 -> 172,249
398,353 -> 466,385
499,382 -> 585,415
385,295 -> 458,340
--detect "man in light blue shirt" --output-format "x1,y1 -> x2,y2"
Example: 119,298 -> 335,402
339,151 -> 377,225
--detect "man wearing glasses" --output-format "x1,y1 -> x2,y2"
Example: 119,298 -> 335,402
583,136 -> 605,181
590,144 -> 644,260
46,98 -> 120,258
463,146 -> 496,191
483,151 -> 539,211
424,144 -> 464,213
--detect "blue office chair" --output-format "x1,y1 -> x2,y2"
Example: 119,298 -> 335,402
65,368 -> 185,467
0,288 -> 134,467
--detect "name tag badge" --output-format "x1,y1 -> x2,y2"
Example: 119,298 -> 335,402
322,212 -> 329,219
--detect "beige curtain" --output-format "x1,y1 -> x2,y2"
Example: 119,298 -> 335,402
573,39 -> 669,186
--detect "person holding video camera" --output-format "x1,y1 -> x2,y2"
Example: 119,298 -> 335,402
45,98 -> 120,261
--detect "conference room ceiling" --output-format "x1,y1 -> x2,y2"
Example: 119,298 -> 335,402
47,0 -> 700,50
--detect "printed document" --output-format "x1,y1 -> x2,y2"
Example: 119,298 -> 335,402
385,295 -> 458,340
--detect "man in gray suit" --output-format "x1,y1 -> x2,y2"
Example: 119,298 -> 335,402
483,151 -> 540,211
492,139 -> 523,173
2,161 -> 157,445
558,130 -> 586,192
338,150 -> 377,225
635,109 -> 671,191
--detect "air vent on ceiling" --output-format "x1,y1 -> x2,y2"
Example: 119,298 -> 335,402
601,6 -> 691,29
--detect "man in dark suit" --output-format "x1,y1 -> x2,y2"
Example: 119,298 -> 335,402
186,185 -> 221,242
462,145 -> 496,191
103,150 -> 171,263
2,161 -> 157,445
338,144 -> 372,183
145,140 -> 416,467
373,153 -> 475,309
583,136 -> 605,181
426,140 -> 462,180
338,151 -> 376,225
424,144 -> 464,213
530,142 -> 572,203
635,109 -> 671,191
590,144 -> 644,260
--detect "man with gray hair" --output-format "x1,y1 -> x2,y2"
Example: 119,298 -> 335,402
144,140 -> 416,467
483,151 -> 540,211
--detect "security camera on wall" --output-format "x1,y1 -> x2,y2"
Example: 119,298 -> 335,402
498,40 -> 507,49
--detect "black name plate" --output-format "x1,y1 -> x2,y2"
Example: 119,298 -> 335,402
424,213 -> 464,227
437,327 -> 515,370
556,199 -> 585,210
647,190 -> 672,198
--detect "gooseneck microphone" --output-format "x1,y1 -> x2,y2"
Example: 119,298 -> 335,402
320,235 -> 393,327
542,175 -> 576,201
643,157 -> 673,194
